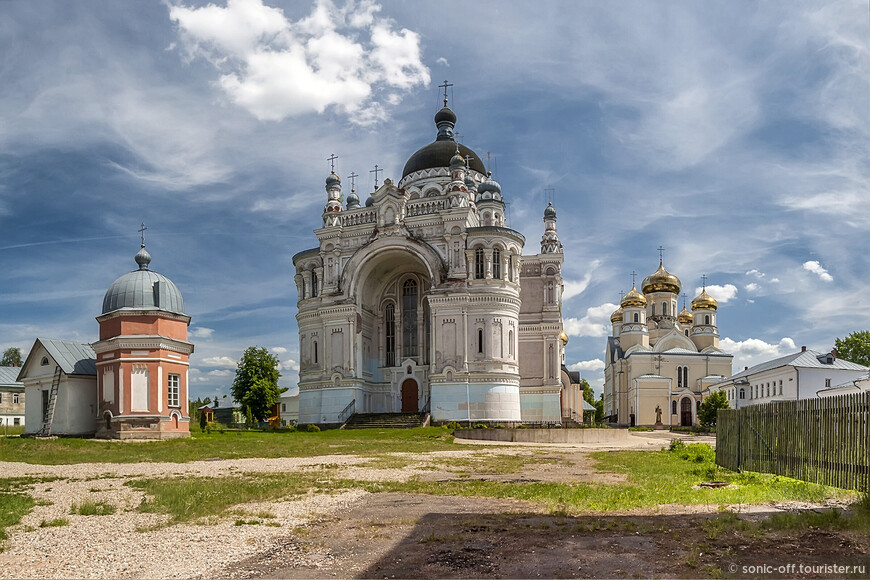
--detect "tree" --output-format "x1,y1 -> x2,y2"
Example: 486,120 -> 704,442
230,347 -> 284,423
580,379 -> 604,423
1,347 -> 22,367
698,391 -> 729,428
834,331 -> 870,367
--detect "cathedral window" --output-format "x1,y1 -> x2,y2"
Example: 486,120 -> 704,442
474,248 -> 485,279
651,304 -> 655,317
705,314 -> 710,325
478,329 -> 484,354
739,388 -> 745,400
311,271 -> 318,298
167,374 -> 180,407
313,341 -> 318,365
507,255 -> 513,282
677,368 -> 683,389
683,367 -> 688,389
633,312 -> 639,323
662,302 -> 668,316
492,248 -> 501,279
672,400 -> 677,415
385,304 -> 396,367
402,280 -> 418,359
508,330 -> 514,357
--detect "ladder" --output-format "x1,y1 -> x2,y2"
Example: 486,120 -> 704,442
37,366 -> 61,436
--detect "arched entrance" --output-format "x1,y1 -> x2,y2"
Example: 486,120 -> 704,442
401,379 -> 418,413
680,397 -> 693,427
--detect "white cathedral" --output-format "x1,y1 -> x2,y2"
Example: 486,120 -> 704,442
292,100 -> 568,425
603,261 -> 733,427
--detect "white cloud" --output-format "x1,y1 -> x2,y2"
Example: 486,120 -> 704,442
720,336 -> 797,372
568,359 -> 605,372
201,355 -> 238,369
562,260 -> 600,301
694,284 -> 738,304
745,283 -> 759,292
279,358 -> 300,372
436,57 -> 449,66
169,0 -> 429,125
207,369 -> 233,377
746,269 -> 765,279
271,346 -> 287,353
563,303 -> 618,338
803,260 -> 833,282
190,327 -> 215,338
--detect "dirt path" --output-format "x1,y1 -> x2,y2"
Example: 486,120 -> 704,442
225,493 -> 869,579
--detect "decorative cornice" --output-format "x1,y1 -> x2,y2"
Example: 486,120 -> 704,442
96,310 -> 190,324
92,335 -> 194,355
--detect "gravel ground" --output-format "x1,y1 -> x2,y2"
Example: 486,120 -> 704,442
0,447 -> 551,579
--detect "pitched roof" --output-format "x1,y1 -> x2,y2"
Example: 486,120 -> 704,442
582,399 -> 596,412
36,338 -> 97,376
728,349 -> 867,381
0,367 -> 23,386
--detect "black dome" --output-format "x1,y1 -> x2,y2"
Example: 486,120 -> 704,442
434,106 -> 456,125
402,141 -> 486,178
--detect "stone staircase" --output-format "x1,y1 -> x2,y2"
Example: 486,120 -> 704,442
343,413 -> 428,429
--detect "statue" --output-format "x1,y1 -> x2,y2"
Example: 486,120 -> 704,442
655,404 -> 663,424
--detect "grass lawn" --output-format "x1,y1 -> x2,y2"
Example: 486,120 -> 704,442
0,427 -> 457,464
120,442 -> 854,525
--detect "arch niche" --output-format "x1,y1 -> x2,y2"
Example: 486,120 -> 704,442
342,238 -> 444,383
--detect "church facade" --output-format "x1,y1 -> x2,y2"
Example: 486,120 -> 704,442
292,102 -> 567,425
603,261 -> 733,427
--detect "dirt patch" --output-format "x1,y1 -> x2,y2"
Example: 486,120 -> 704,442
224,493 -> 870,579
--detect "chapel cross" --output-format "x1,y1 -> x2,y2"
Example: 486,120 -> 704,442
657,245 -> 666,263
439,80 -> 453,106
327,153 -> 338,173
464,155 -> 472,168
544,186 -> 555,204
701,274 -> 708,289
681,292 -> 688,308
370,164 -> 383,190
138,223 -> 148,247
631,270 -> 637,286
348,171 -> 359,192
454,132 -> 463,142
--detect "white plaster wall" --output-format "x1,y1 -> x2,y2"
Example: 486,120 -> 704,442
519,391 -> 561,423
431,382 -> 521,423
299,387 -> 357,424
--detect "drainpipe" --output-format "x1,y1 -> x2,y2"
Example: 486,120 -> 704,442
795,368 -> 800,400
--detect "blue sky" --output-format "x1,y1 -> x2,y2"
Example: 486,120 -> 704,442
1,0 -> 868,399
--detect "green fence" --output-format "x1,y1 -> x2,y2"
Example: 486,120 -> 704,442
716,391 -> 869,491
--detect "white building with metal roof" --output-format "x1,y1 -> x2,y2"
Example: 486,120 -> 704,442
0,366 -> 25,428
709,347 -> 869,407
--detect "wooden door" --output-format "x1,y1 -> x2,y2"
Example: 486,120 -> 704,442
681,397 -> 693,427
401,379 -> 418,413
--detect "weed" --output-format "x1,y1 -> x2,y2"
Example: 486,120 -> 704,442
70,501 -> 116,516
39,518 -> 68,528
34,499 -> 52,507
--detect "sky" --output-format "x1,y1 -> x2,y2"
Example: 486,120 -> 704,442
1,0 -> 869,400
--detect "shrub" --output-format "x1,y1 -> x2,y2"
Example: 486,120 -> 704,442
305,424 -> 321,432
668,439 -> 686,452
494,424 -> 506,429
204,421 -> 226,434
472,423 -> 488,429
442,421 -> 462,430
70,501 -> 116,516
629,426 -> 654,432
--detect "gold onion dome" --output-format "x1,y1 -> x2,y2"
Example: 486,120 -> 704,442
560,331 -> 569,345
642,261 -> 682,295
611,307 -> 624,323
678,306 -> 693,324
691,288 -> 718,311
620,284 -> 647,308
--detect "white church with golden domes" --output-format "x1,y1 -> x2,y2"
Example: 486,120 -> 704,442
292,98 -> 569,426
603,259 -> 733,427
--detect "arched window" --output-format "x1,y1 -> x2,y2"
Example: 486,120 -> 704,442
662,302 -> 668,316
311,271 -> 318,297
651,304 -> 656,316
313,341 -> 318,365
508,329 -> 514,357
478,328 -> 484,354
507,255 -> 514,282
474,248 -> 485,279
633,312 -> 639,323
683,367 -> 688,389
402,280 -> 418,359
671,400 -> 677,415
483,211 -> 491,225
677,367 -> 683,389
492,248 -> 501,279
779,380 -> 783,395
685,330 -> 689,337
705,314 -> 710,325
41,357 -> 49,366
696,400 -> 701,412
385,304 -> 396,366
739,388 -> 745,400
